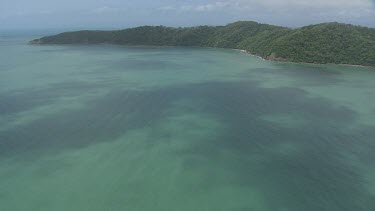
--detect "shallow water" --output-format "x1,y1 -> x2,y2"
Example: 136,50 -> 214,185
1,37 -> 375,211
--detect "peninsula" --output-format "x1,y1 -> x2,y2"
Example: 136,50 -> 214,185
30,21 -> 375,67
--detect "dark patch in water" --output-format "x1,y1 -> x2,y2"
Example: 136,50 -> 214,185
0,91 -> 54,115
0,81 -> 106,116
248,67 -> 344,86
0,89 -> 174,158
1,80 -> 375,210
170,81 -> 375,211
103,59 -> 186,72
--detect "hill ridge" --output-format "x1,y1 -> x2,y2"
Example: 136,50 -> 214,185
30,21 -> 375,67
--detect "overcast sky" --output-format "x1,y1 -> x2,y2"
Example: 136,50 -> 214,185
1,0 -> 375,30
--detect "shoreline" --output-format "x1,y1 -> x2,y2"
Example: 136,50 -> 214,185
29,41 -> 375,70
233,49 -> 375,70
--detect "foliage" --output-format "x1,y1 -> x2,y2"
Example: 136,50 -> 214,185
30,21 -> 375,67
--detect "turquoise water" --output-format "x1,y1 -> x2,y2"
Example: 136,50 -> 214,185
1,37 -> 375,211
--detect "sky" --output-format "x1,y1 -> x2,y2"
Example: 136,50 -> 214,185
0,0 -> 375,30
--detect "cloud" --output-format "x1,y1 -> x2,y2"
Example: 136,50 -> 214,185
1,0 -> 374,29
158,0 -> 375,25
186,2 -> 231,12
159,2 -> 231,12
91,6 -> 121,14
248,0 -> 373,9
160,0 -> 373,12
158,6 -> 176,11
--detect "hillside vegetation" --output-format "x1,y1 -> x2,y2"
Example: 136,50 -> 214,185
30,21 -> 375,67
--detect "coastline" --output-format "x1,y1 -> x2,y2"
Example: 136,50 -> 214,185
29,41 -> 375,70
234,49 -> 375,70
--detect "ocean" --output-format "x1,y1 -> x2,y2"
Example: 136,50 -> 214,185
1,36 -> 375,210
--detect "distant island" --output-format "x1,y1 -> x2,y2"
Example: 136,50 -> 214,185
30,21 -> 375,67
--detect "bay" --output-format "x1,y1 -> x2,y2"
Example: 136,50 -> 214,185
1,37 -> 375,211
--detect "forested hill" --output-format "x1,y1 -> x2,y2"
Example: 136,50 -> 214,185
29,21 -> 375,67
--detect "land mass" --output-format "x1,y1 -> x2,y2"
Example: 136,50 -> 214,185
30,21 -> 375,67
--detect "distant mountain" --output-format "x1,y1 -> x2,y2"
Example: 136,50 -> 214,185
30,21 -> 375,67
